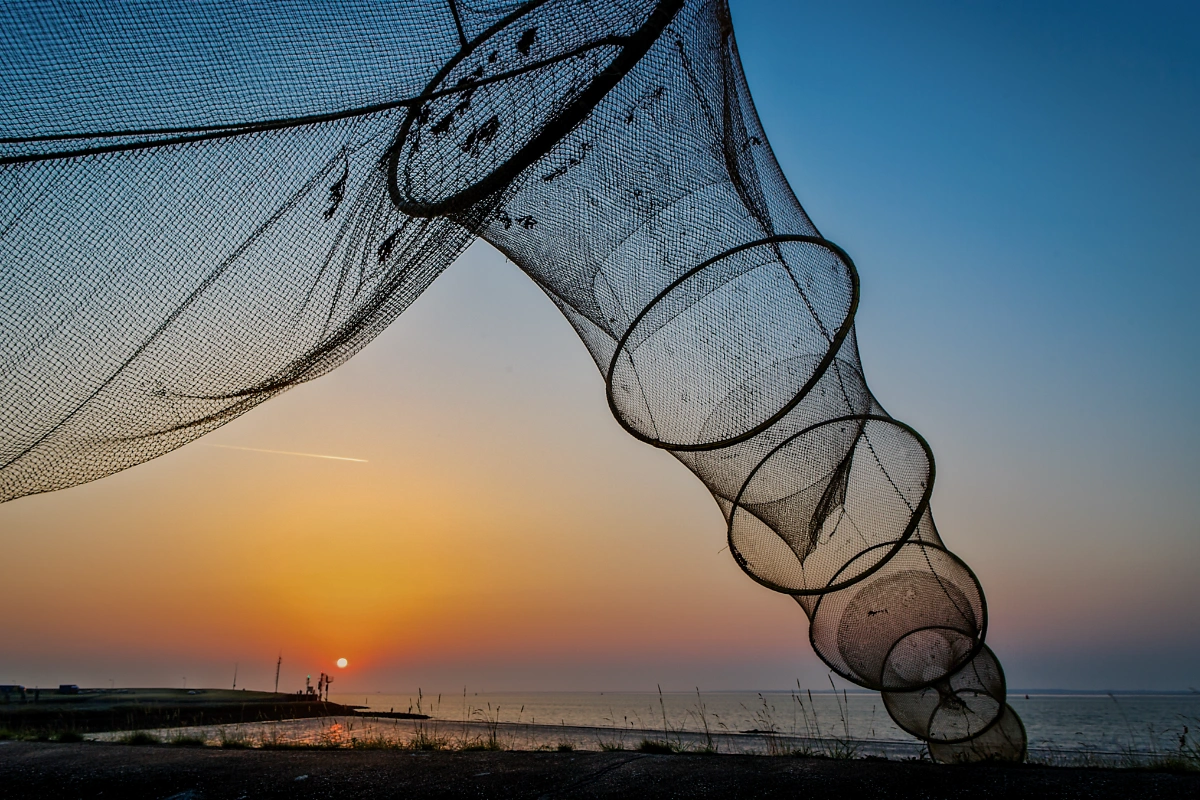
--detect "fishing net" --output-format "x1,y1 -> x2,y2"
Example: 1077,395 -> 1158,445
0,0 -> 1024,760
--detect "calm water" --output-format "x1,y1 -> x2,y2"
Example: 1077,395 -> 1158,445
89,690 -> 1200,764
328,690 -> 1200,756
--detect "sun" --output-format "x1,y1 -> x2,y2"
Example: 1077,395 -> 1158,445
336,657 -> 348,669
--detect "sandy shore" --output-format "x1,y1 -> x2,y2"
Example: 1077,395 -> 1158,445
2,741 -> 1198,799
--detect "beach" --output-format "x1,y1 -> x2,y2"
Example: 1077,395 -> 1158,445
11,688 -> 1198,768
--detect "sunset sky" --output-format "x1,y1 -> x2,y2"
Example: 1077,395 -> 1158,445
2,0 -> 1197,694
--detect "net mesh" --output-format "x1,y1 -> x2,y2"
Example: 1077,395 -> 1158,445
0,0 -> 1024,761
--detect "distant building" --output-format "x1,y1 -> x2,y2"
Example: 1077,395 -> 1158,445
57,684 -> 79,694
0,684 -> 25,701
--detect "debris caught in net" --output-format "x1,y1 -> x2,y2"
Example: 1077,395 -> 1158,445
0,0 -> 1024,761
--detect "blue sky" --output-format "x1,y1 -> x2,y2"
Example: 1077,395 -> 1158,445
729,0 -> 1200,687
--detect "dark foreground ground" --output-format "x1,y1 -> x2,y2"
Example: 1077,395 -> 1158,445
2,742 -> 1199,799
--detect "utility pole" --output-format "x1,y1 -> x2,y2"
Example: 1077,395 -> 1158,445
274,653 -> 282,694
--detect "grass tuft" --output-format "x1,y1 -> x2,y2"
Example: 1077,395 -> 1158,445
120,732 -> 161,745
258,739 -> 313,750
349,735 -> 404,750
408,728 -> 450,751
169,735 -> 207,747
218,730 -> 251,749
459,739 -> 503,751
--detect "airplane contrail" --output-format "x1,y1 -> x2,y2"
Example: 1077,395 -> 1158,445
202,444 -> 368,463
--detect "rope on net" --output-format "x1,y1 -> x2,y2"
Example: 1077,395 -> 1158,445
0,0 -> 1024,761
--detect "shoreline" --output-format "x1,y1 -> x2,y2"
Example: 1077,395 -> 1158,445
72,714 -> 1192,770
7,690 -> 1198,770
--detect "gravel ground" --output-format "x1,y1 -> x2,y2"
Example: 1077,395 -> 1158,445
2,741 -> 1198,799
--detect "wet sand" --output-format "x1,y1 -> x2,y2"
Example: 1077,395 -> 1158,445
1,741 -> 1198,799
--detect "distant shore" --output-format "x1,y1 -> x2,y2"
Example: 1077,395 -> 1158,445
0,688 -> 427,735
1,741 -> 1198,799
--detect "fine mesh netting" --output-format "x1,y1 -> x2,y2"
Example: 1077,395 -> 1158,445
0,0 -> 1025,761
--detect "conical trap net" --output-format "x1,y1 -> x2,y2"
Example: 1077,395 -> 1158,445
0,0 -> 1024,761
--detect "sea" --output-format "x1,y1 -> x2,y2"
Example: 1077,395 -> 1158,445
89,689 -> 1200,766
